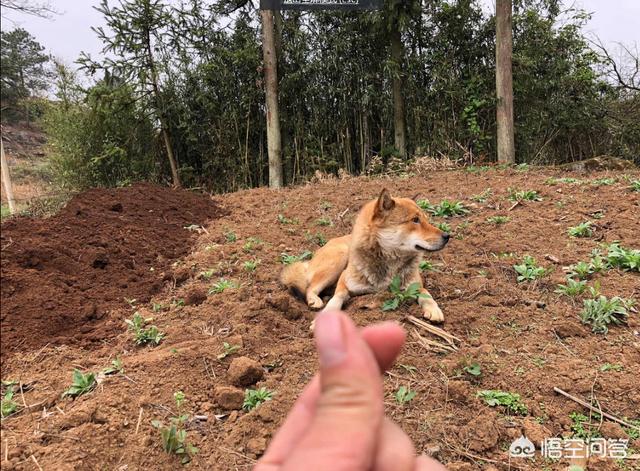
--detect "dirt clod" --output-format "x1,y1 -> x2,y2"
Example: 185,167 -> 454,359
215,386 -> 245,410
227,356 -> 264,387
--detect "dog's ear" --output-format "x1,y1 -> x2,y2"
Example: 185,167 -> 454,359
375,188 -> 395,216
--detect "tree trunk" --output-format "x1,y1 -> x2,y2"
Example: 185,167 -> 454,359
390,26 -> 407,159
1,137 -> 17,214
496,0 -> 515,164
261,9 -> 283,188
144,27 -> 181,187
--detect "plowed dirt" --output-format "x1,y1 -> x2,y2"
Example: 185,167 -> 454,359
1,168 -> 638,471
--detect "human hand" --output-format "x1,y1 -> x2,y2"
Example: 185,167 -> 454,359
255,310 -> 446,471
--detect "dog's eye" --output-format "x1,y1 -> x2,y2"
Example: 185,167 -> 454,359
412,216 -> 420,224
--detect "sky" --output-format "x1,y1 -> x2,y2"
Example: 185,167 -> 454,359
1,0 -> 638,69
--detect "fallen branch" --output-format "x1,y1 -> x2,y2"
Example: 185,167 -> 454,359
405,315 -> 461,347
553,387 -> 640,431
411,329 -> 456,354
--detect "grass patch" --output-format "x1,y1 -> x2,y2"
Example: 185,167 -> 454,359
487,215 -> 510,225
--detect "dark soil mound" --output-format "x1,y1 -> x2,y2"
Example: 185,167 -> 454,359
0,183 -> 226,357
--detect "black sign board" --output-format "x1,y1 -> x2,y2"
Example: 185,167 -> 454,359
260,0 -> 383,10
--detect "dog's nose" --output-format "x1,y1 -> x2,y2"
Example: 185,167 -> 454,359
442,233 -> 450,243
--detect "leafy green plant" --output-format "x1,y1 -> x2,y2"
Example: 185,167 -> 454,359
544,177 -> 581,185
305,231 -> 327,247
555,278 -> 587,297
513,256 -> 546,282
419,260 -> 433,272
152,302 -> 166,313
604,242 -> 640,272
591,177 -> 616,186
580,295 -> 633,334
151,391 -> 198,463
217,342 -> 240,360
62,370 -> 97,398
470,188 -> 492,202
508,189 -> 542,202
588,250 -> 606,274
566,261 -> 593,280
394,386 -> 417,405
280,251 -> 312,265
199,269 -> 215,280
486,215 -> 510,224
315,217 -> 332,227
102,356 -> 124,375
224,230 -> 237,243
515,163 -> 530,172
570,412 -> 602,440
208,278 -> 238,294
434,222 -> 451,233
243,259 -> 260,272
600,363 -> 623,372
1,387 -> 19,418
242,237 -> 262,252
277,214 -> 298,225
243,387 -> 273,411
630,180 -> 640,192
430,200 -> 469,217
416,199 -> 433,212
477,390 -> 528,415
465,165 -> 491,174
568,221 -> 593,238
382,276 -> 429,311
320,201 -> 332,210
125,312 -> 165,346
463,363 -> 482,378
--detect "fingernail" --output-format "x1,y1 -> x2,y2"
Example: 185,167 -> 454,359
315,311 -> 346,367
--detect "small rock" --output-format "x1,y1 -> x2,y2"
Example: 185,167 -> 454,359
228,357 -> 264,386
215,386 -> 245,410
600,421 -> 627,439
184,286 -> 207,306
228,411 -> 239,423
246,437 -> 267,456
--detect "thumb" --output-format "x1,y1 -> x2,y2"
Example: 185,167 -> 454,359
282,311 -> 384,471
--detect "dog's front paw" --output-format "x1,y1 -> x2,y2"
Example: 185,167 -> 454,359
423,302 -> 444,323
307,294 -> 324,310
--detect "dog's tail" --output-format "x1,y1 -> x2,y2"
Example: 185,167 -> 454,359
280,261 -> 309,298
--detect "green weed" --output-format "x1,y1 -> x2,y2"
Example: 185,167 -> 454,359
566,261 -> 593,280
580,295 -> 633,334
102,357 -> 124,375
570,412 -> 602,440
151,391 -> 199,463
470,188 -> 492,202
62,370 -> 97,398
394,386 -> 417,405
315,217 -> 332,226
1,387 -> 19,418
555,278 -> 587,297
419,260 -> 434,272
382,276 -> 429,311
217,342 -> 241,360
125,312 -> 165,346
430,200 -> 469,217
630,180 -> 640,192
600,363 -> 623,372
591,177 -> 616,186
208,278 -> 238,294
280,251 -> 312,265
604,242 -> 639,272
513,256 -> 547,282
487,215 -> 510,224
568,221 -> 593,238
305,231 -> 327,247
224,230 -> 237,243
435,222 -> 451,233
242,237 -> 262,252
477,390 -> 528,415
277,214 -> 298,225
243,259 -> 260,272
508,189 -> 542,202
463,363 -> 482,378
243,387 -> 273,411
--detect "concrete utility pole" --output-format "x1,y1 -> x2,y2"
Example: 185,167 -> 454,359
260,9 -> 283,188
496,0 -> 515,164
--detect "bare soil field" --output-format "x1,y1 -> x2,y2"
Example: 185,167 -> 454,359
1,166 -> 639,471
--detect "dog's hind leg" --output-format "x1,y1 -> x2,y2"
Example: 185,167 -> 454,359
306,266 -> 343,310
